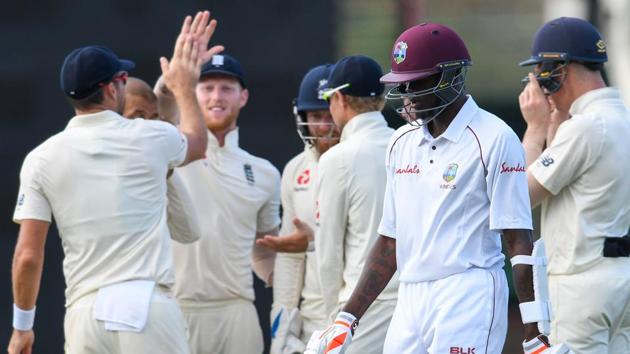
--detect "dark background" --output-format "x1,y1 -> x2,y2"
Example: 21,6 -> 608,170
1,1 -> 532,353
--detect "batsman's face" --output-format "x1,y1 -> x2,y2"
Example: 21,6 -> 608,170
196,75 -> 249,132
405,75 -> 441,120
123,95 -> 159,120
305,110 -> 339,154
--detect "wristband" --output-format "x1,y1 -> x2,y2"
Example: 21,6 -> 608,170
13,304 -> 36,330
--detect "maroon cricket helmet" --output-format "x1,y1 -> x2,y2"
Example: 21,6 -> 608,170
381,23 -> 472,84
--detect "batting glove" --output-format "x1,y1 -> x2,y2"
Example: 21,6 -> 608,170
303,312 -> 357,354
523,335 -> 574,354
270,306 -> 305,354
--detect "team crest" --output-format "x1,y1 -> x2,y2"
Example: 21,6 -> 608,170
393,41 -> 408,64
317,79 -> 328,100
442,163 -> 458,183
596,39 -> 606,53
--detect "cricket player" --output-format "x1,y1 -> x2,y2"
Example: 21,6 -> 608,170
306,23 -> 545,354
519,17 -> 630,353
155,53 -> 281,354
8,11 -> 222,354
255,64 -> 340,353
123,77 -> 201,245
308,55 -> 399,354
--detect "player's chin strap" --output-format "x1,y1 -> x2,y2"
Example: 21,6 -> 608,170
511,239 -> 575,354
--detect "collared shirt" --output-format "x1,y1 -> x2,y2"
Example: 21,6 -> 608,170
171,128 -> 281,304
529,87 -> 630,275
166,172 -> 201,244
273,145 -> 326,320
315,111 -> 399,317
378,97 -> 532,283
13,110 -> 187,306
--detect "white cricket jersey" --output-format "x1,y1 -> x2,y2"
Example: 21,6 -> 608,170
13,110 -> 187,306
274,145 -> 326,320
378,96 -> 532,283
166,172 -> 201,244
529,88 -> 630,275
315,111 -> 399,316
171,128 -> 281,304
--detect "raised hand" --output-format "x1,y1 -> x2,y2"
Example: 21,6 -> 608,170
519,73 -> 552,130
7,329 -> 34,354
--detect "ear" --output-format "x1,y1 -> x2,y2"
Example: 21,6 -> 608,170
102,82 -> 117,101
337,92 -> 348,109
239,88 -> 249,109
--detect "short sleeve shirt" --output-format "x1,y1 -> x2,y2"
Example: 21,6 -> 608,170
13,110 -> 187,306
378,97 -> 532,283
529,88 -> 630,275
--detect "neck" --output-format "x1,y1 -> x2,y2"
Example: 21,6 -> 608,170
427,95 -> 467,137
209,125 -> 236,147
75,104 -> 113,116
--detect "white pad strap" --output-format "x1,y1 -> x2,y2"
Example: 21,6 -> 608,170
510,254 -> 547,267
519,300 -> 550,324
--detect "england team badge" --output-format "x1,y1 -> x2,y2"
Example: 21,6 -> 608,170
393,41 -> 408,64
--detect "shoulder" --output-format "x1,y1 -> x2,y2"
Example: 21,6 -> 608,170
468,108 -> 520,148
282,151 -> 307,177
239,149 -> 281,182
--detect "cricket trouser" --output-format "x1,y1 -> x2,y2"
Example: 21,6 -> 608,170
383,267 -> 508,354
345,299 -> 397,354
548,257 -> 630,354
64,286 -> 189,354
180,298 -> 264,354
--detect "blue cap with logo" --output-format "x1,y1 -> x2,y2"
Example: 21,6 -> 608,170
323,55 -> 385,98
200,54 -> 246,88
60,45 -> 135,99
520,17 -> 607,66
295,64 -> 332,112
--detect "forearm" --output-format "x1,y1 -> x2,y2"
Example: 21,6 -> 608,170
522,126 -> 546,167
503,229 -> 539,340
12,249 -> 44,310
342,235 -> 397,320
175,90 -> 207,162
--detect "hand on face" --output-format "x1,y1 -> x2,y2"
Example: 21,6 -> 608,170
519,73 -> 552,129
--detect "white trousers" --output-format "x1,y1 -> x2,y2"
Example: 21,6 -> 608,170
549,257 -> 630,354
181,298 -> 264,354
64,287 -> 189,354
383,267 -> 508,354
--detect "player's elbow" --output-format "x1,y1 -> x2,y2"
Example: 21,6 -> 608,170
13,248 -> 44,272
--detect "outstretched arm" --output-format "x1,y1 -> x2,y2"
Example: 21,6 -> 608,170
341,235 -> 397,320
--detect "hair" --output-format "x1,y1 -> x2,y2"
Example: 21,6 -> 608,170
344,94 -> 386,113
66,88 -> 105,110
126,77 -> 157,104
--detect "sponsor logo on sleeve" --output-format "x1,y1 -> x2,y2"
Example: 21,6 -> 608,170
499,162 -> 526,174
539,155 -> 554,167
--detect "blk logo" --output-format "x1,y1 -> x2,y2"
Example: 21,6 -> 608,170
297,169 -> 311,185
450,347 -> 476,354
540,155 -> 554,167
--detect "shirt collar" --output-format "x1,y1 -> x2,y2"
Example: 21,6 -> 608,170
65,110 -> 122,130
419,95 -> 477,145
340,111 -> 387,142
569,87 -> 620,116
207,127 -> 240,150
304,144 -> 320,162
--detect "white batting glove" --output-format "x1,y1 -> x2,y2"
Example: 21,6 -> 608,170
270,306 -> 305,354
303,312 -> 357,354
523,335 -> 574,354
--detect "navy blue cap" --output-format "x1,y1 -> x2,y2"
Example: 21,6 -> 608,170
200,54 -> 246,88
60,45 -> 135,99
324,55 -> 385,98
296,64 -> 332,112
520,17 -> 607,66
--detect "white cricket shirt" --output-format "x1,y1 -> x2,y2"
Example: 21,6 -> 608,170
315,111 -> 399,316
529,88 -> 630,275
378,96 -> 532,283
13,110 -> 188,306
274,145 -> 326,320
171,128 -> 281,304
